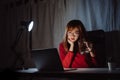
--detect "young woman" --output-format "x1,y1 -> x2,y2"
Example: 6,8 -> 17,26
59,20 -> 97,68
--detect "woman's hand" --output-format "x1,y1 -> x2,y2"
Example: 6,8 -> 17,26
84,41 -> 92,52
68,39 -> 74,51
68,39 -> 74,46
84,41 -> 95,57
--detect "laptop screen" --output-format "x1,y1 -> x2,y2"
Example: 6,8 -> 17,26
31,48 -> 64,72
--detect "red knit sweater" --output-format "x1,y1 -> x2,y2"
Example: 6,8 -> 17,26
59,43 -> 97,68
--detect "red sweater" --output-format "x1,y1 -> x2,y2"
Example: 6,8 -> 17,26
59,43 -> 97,68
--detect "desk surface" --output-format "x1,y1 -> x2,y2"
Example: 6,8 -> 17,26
16,67 -> 120,73
15,68 -> 120,79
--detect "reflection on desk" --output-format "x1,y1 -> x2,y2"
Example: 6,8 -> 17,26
15,68 -> 120,79
64,68 -> 120,73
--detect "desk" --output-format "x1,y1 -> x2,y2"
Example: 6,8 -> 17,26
15,68 -> 120,80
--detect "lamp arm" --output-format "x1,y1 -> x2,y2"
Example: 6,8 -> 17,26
11,28 -> 24,52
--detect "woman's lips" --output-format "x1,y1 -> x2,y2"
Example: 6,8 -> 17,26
71,38 -> 75,41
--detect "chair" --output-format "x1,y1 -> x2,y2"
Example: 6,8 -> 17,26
87,30 -> 107,67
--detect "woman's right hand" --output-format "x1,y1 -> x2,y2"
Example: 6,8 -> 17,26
68,39 -> 74,51
68,39 -> 74,46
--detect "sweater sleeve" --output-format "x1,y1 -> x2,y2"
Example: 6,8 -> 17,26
90,52 -> 98,67
84,52 -> 98,67
59,43 -> 74,68
91,57 -> 97,66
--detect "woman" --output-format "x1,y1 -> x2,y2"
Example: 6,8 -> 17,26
59,20 -> 97,68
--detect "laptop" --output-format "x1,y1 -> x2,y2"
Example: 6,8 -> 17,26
16,48 -> 75,73
31,48 -> 64,72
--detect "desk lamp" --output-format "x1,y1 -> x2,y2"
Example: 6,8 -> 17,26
12,20 -> 34,69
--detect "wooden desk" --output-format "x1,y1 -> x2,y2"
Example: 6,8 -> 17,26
15,68 -> 120,80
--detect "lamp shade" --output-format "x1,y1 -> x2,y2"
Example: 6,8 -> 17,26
28,20 -> 34,32
21,20 -> 34,31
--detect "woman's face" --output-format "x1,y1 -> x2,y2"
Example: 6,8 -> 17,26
67,28 -> 79,43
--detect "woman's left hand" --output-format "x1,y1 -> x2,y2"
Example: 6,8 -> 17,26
84,41 -> 92,52
84,41 -> 95,57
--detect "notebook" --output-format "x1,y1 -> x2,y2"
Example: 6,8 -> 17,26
31,48 -> 64,72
